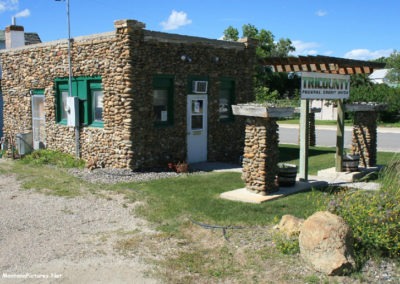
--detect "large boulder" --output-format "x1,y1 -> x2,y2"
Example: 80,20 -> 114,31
299,211 -> 355,276
275,214 -> 304,237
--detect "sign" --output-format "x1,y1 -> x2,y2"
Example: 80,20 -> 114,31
301,72 -> 350,99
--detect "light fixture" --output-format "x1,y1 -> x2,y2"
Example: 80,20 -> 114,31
212,56 -> 220,63
180,55 -> 192,62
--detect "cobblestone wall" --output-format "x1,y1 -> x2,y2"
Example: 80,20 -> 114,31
241,117 -> 279,194
351,111 -> 377,167
0,19 -> 255,169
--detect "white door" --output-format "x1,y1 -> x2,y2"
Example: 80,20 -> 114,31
32,95 -> 46,149
187,95 -> 208,163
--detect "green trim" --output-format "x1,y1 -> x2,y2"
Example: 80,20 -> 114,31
153,75 -> 174,126
219,77 -> 235,122
31,89 -> 44,95
55,76 -> 103,127
55,81 -> 68,125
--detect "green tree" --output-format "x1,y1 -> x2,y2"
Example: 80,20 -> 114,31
222,24 -> 297,101
386,50 -> 400,85
222,26 -> 239,41
223,24 -> 295,59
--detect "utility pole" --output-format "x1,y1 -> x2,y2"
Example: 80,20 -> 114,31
56,0 -> 79,158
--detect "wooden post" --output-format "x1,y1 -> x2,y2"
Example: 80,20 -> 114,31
336,99 -> 344,172
299,99 -> 309,181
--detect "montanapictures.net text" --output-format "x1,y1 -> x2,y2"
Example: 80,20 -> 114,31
2,273 -> 63,279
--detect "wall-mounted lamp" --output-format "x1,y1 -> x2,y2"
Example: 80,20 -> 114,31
181,55 -> 192,63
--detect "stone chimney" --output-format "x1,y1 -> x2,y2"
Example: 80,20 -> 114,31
5,17 -> 25,49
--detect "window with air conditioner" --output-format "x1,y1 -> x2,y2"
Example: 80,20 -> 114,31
192,81 -> 208,94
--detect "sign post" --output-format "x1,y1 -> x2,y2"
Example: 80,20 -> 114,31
300,72 -> 350,179
299,99 -> 309,181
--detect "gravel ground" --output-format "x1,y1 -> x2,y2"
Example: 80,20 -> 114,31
67,167 -> 182,184
0,171 -> 159,284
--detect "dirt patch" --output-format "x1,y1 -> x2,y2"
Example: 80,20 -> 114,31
0,172 -> 159,284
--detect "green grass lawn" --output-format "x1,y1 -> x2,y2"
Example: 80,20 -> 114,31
125,172 -> 325,233
116,145 -> 396,233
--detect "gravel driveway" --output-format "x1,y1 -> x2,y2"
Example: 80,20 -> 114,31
0,172 -> 159,284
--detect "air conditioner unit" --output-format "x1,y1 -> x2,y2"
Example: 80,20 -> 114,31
16,132 -> 33,156
192,81 -> 208,94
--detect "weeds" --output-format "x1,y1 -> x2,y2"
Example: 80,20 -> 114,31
273,232 -> 300,255
20,149 -> 85,168
327,159 -> 400,262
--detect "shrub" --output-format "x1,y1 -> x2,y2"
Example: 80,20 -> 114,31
21,149 -> 85,168
327,159 -> 400,259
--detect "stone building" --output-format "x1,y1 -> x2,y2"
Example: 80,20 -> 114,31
0,19 -> 256,169
0,20 -> 41,139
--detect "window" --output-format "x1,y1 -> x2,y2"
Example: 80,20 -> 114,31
219,78 -> 235,121
55,76 -> 103,127
153,75 -> 174,125
92,91 -> 103,122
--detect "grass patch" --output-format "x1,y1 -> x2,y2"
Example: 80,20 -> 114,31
20,149 -> 85,168
10,162 -> 88,197
126,172 -> 327,233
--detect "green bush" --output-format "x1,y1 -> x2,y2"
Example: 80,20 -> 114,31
327,159 -> 400,259
349,84 -> 400,123
21,149 -> 85,168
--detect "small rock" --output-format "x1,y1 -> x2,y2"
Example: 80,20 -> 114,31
275,214 -> 304,237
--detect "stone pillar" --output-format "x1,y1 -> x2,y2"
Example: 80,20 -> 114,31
351,111 -> 377,167
242,117 -> 279,195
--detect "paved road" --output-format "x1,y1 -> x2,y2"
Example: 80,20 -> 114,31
278,124 -> 400,152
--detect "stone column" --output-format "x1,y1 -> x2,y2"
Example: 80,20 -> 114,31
351,111 -> 377,167
242,117 -> 279,195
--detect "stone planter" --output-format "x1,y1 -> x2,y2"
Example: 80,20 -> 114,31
345,102 -> 387,112
342,154 -> 360,172
277,163 -> 298,187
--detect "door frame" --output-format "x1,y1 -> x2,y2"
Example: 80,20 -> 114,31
186,94 -> 208,164
31,93 -> 46,150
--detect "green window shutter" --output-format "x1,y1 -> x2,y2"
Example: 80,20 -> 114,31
55,80 -> 69,124
153,75 -> 174,126
219,78 -> 235,122
88,80 -> 103,127
54,76 -> 103,127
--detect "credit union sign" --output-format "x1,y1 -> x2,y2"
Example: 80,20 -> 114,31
301,72 -> 350,99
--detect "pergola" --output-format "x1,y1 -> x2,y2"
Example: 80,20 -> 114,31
261,55 -> 386,180
262,55 -> 385,75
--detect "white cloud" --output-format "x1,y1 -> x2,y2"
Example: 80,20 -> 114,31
290,40 -> 320,56
15,8 -> 29,18
161,10 -> 192,31
344,48 -> 393,60
316,10 -> 327,17
0,0 -> 19,13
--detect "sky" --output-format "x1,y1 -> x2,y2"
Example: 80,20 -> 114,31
0,0 -> 399,60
